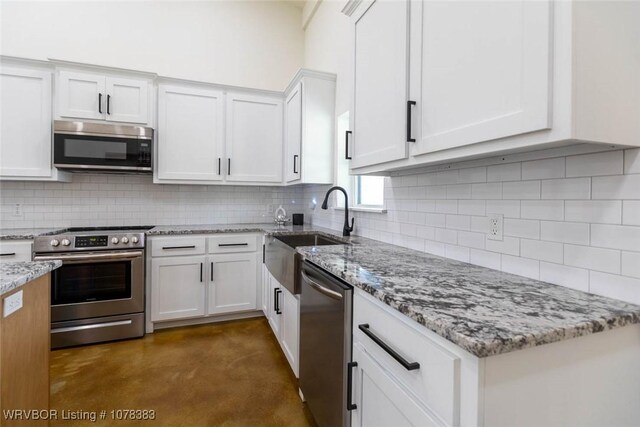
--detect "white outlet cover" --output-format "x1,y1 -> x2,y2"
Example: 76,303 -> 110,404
3,290 -> 23,317
487,213 -> 504,241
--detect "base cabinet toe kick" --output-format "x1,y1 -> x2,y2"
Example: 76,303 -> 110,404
350,289 -> 640,427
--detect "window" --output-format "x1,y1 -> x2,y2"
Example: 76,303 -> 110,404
335,111 -> 385,210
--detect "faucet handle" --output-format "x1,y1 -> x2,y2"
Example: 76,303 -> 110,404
349,217 -> 355,231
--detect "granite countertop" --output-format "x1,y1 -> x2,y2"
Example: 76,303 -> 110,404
0,261 -> 62,296
297,242 -> 640,358
0,227 -> 67,240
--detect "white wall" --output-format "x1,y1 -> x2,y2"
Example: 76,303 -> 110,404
0,0 -> 304,91
0,174 -> 305,228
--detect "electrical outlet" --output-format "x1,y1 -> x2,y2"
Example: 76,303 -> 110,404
11,203 -> 23,218
3,290 -> 23,318
487,213 -> 503,241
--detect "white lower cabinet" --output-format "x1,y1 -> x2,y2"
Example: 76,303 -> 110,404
264,269 -> 299,377
149,234 -> 261,324
0,241 -> 33,263
208,252 -> 257,315
352,343 -> 439,427
151,255 -> 207,321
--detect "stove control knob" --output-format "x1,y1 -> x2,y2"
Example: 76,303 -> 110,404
61,239 -> 71,246
111,237 -> 119,245
131,236 -> 139,244
121,237 -> 129,244
50,239 -> 60,247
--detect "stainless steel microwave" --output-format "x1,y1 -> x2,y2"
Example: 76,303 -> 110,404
53,120 -> 153,173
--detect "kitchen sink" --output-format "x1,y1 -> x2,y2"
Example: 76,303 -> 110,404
275,233 -> 346,248
265,233 -> 348,294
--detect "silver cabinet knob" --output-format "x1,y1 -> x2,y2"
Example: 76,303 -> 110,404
50,239 -> 60,247
121,237 -> 129,244
61,239 -> 71,246
131,236 -> 139,244
111,237 -> 119,244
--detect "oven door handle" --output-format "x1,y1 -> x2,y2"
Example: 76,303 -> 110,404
33,251 -> 143,263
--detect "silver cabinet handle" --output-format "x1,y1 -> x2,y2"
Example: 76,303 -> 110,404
301,270 -> 343,300
52,320 -> 132,334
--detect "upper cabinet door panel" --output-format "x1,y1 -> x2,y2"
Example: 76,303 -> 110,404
57,71 -> 105,120
157,85 -> 225,181
225,93 -> 283,183
352,0 -> 410,169
411,0 -> 553,155
0,67 -> 52,177
285,82 -> 302,183
105,77 -> 149,124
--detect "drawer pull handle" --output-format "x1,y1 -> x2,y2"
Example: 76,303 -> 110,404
347,361 -> 358,410
358,323 -> 420,371
162,245 -> 196,250
218,243 -> 248,247
0,252 -> 16,257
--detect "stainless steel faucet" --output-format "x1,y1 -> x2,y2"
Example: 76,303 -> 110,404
321,186 -> 354,237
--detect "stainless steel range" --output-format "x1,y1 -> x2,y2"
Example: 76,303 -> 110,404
33,226 -> 151,349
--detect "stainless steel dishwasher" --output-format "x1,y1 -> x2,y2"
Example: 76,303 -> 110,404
299,260 -> 354,427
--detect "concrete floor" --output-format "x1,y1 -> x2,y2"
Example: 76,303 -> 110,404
50,317 -> 314,426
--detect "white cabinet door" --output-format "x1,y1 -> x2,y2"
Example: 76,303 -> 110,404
261,264 -> 269,315
105,77 -> 149,124
351,0 -> 410,169
284,82 -> 302,183
207,252 -> 257,315
351,344 -> 440,427
57,71 -> 105,120
267,272 -> 282,337
151,256 -> 206,321
0,67 -> 52,178
225,92 -> 283,183
410,0 -> 552,155
280,287 -> 299,377
157,85 -> 225,182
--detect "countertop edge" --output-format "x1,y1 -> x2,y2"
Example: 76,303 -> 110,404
0,260 -> 62,296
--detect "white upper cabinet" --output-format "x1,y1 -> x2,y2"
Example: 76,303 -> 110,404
225,92 -> 283,183
350,0 -> 410,169
410,0 -> 552,155
285,82 -> 302,183
157,84 -> 225,182
283,70 -> 336,185
345,0 -> 640,174
0,66 -> 53,178
57,70 -> 151,125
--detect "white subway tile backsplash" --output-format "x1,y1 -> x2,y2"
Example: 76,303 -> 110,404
622,252 -> 640,279
540,221 -> 589,245
486,200 -> 521,218
457,231 -> 486,249
435,228 -> 457,244
565,200 -> 622,224
424,240 -> 446,256
458,200 -> 486,216
487,163 -> 521,182
445,214 -> 471,231
470,249 -> 501,270
622,201 -> 640,226
446,184 -> 472,199
504,218 -> 540,239
435,200 -> 458,214
541,178 -> 591,200
590,224 -> 640,251
521,200 -> 564,220
501,255 -> 539,280
566,151 -> 623,177
502,181 -> 541,200
445,245 -> 470,262
624,148 -> 640,174
485,236 -> 520,256
564,244 -> 621,274
521,239 -> 563,263
521,158 -> 565,180
589,271 -> 640,305
592,175 -> 640,200
472,183 -> 502,199
539,262 -> 589,292
458,167 -> 487,183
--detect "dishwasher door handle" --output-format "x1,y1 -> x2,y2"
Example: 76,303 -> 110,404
301,270 -> 343,300
358,324 -> 420,371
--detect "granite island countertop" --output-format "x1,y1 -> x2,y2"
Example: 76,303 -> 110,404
1,260 -> 62,296
297,241 -> 640,358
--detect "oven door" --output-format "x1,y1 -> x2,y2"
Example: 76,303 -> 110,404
53,132 -> 152,172
34,250 -> 145,322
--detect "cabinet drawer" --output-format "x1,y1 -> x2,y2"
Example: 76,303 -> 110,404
207,234 -> 257,254
151,237 -> 206,257
353,290 -> 460,426
0,241 -> 32,262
